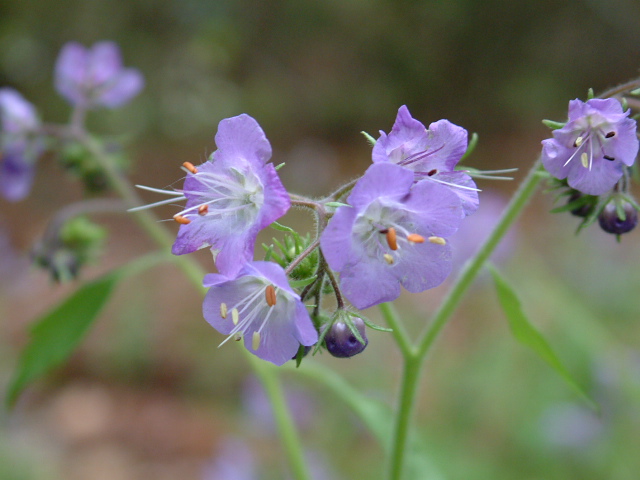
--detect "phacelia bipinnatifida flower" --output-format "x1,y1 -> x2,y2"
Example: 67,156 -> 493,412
541,98 -> 639,195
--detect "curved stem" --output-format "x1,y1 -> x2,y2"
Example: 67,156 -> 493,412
416,159 -> 543,358
78,131 -> 311,480
385,158 -> 545,480
378,302 -> 414,359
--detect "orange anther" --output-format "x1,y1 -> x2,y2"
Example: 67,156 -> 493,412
265,285 -> 277,307
174,214 -> 191,225
407,233 -> 425,244
182,161 -> 198,174
198,204 -> 209,215
386,227 -> 398,251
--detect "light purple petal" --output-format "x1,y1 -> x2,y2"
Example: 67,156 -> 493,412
87,41 -> 122,85
372,105 -> 427,164
255,163 -> 291,230
214,114 -> 272,166
0,88 -> 39,133
347,163 -> 414,208
320,206 -> 358,271
567,158 -> 624,195
0,152 -> 35,202
55,42 -> 88,105
97,69 -> 144,108
339,258 -> 401,309
404,180 -> 465,236
426,171 -> 479,217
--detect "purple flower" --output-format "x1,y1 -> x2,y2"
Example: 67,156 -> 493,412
0,88 -> 42,201
202,438 -> 257,480
202,261 -> 318,366
372,105 -> 479,216
541,98 -> 639,195
55,41 -> 144,109
170,114 -> 290,276
320,163 -> 464,309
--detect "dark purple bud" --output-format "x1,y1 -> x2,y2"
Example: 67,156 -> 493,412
598,201 -> 638,235
567,192 -> 594,218
325,317 -> 368,358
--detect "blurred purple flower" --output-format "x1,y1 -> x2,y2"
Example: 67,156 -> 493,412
170,114 -> 290,276
55,41 -> 144,109
542,98 -> 638,195
373,105 -> 478,216
450,192 -> 516,272
202,438 -> 257,480
0,88 -> 42,201
202,261 -> 317,366
539,402 -> 604,450
321,163 -> 463,309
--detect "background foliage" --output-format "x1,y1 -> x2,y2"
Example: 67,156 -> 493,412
1,1 -> 639,479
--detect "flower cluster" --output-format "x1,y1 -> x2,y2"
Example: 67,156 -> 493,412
138,106 -> 478,364
541,97 -> 640,237
55,41 -> 144,110
0,41 -> 143,204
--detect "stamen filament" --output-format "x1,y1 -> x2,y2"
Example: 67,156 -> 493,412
128,196 -> 186,212
134,185 -> 185,196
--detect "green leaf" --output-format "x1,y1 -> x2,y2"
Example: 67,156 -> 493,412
489,265 -> 597,410
6,271 -> 121,407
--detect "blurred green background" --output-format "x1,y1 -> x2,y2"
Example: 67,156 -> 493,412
1,0 -> 640,479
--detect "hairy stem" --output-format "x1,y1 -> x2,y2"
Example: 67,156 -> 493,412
78,131 -> 311,480
385,158 -> 544,480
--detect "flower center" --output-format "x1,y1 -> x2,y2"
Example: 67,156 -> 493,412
563,115 -> 617,169
353,199 -> 444,266
177,163 -> 265,229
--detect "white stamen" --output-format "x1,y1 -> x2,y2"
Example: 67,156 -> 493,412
383,253 -> 394,265
428,236 -> 446,245
232,308 -> 239,325
252,331 -> 261,350
220,303 -> 228,319
127,196 -> 186,212
575,136 -> 584,147
135,185 -> 185,196
429,177 -> 482,192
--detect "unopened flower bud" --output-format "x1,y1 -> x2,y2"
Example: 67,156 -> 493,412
598,201 -> 638,235
567,192 -> 594,218
324,317 -> 368,358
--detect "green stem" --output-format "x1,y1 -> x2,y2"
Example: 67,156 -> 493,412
386,353 -> 422,480
378,302 -> 414,359
80,133 -> 311,480
385,158 -> 545,480
417,159 -> 543,358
